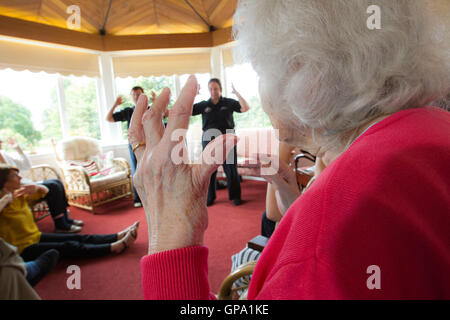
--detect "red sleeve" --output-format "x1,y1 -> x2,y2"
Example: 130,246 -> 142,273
140,246 -> 216,300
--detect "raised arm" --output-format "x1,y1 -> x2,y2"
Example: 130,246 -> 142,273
232,84 -> 251,113
5,138 -> 32,171
128,76 -> 238,299
106,96 -> 123,122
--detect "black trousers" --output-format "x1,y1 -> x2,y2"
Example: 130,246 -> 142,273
202,136 -> 241,202
20,233 -> 117,261
40,179 -> 69,218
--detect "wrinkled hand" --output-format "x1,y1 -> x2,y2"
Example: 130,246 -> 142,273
128,75 -> 238,254
260,155 -> 301,215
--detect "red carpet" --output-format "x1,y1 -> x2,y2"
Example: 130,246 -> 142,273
34,179 -> 266,299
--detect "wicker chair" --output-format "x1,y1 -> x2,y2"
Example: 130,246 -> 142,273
21,165 -> 61,221
52,136 -> 133,214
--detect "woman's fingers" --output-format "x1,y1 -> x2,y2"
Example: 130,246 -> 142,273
129,94 -> 149,162
142,88 -> 170,150
259,154 -> 298,192
163,75 -> 198,148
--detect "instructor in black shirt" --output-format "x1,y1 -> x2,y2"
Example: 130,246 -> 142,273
192,78 -> 250,206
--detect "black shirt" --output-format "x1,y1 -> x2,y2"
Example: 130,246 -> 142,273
192,97 -> 242,133
112,106 -> 135,129
113,105 -> 156,128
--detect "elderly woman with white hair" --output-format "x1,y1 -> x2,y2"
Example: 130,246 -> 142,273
130,0 -> 450,299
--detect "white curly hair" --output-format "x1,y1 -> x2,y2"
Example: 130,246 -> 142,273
233,0 -> 450,150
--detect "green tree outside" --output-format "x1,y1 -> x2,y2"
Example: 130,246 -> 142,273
0,96 -> 42,150
39,77 -> 100,150
64,78 -> 100,139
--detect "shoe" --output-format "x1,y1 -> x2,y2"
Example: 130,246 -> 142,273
232,199 -> 242,206
216,180 -> 227,190
27,249 -> 60,287
133,202 -> 142,208
72,219 -> 84,227
64,211 -> 84,226
54,225 -> 82,233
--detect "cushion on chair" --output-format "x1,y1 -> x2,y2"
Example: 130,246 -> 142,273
57,136 -> 102,161
66,160 -> 99,176
89,151 -> 116,174
89,171 -> 129,188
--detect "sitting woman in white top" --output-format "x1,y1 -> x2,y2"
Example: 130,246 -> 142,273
0,137 -> 83,233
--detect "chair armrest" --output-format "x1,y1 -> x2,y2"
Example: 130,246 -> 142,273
29,165 -> 62,181
247,235 -> 269,252
112,158 -> 131,175
218,261 -> 257,300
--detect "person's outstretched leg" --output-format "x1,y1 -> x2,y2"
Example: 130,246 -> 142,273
25,249 -> 60,287
21,222 -> 139,260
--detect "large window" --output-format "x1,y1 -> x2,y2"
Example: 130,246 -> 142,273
224,63 -> 271,129
0,69 -> 60,153
0,69 -> 101,153
63,76 -> 100,139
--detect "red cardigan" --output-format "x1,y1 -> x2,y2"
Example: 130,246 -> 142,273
141,107 -> 450,299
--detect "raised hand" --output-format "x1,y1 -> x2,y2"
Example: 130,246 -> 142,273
231,83 -> 238,96
114,96 -> 123,106
128,75 -> 238,254
6,137 -> 19,149
150,91 -> 157,103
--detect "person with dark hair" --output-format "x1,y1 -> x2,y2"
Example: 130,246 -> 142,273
0,137 -> 83,233
106,86 -> 165,207
0,164 -> 139,262
192,78 -> 250,206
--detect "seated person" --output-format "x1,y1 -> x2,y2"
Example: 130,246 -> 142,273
0,237 -> 40,300
0,137 -> 83,233
0,196 -> 60,289
0,164 -> 139,263
133,0 -> 450,300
